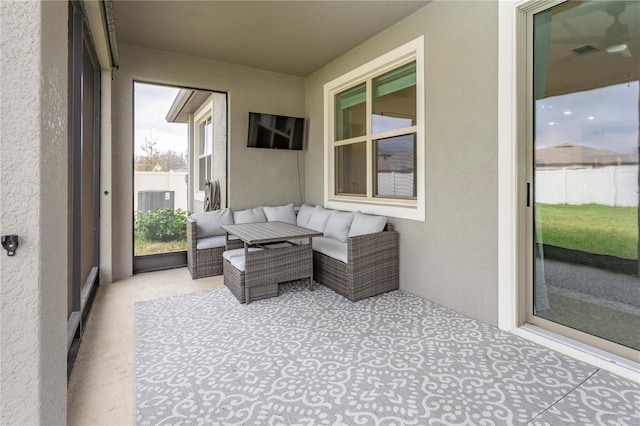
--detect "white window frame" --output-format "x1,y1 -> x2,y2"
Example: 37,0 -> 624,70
194,104 -> 213,203
323,36 -> 425,221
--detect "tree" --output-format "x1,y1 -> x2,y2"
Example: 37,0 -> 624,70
135,134 -> 188,172
161,150 -> 187,171
136,134 -> 161,171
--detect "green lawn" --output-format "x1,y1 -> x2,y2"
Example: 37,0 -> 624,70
134,234 -> 187,256
535,203 -> 638,260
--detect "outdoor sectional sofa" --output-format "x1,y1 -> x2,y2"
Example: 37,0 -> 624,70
187,209 -> 243,278
187,203 -> 399,302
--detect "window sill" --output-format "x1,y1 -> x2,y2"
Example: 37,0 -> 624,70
326,197 -> 424,221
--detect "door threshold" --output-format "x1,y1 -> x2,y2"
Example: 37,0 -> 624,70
514,324 -> 640,383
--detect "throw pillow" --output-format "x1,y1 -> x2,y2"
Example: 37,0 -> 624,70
263,203 -> 297,225
296,204 -> 317,227
348,211 -> 387,237
306,206 -> 333,233
324,211 -> 355,242
191,208 -> 234,238
233,206 -> 267,224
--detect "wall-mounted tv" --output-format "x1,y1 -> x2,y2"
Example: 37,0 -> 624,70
247,112 -> 305,150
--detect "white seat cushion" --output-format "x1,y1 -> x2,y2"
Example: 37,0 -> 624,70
222,247 -> 263,261
312,236 -> 348,264
229,255 -> 246,272
196,235 -> 228,250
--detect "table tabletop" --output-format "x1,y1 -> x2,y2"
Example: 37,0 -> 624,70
221,221 -> 322,245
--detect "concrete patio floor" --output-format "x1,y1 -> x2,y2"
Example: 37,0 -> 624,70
67,268 -> 225,425
67,266 -> 639,425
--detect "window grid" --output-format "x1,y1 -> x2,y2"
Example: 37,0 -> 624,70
330,58 -> 417,203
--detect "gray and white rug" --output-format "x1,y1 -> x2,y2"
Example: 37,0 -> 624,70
135,283 -> 639,425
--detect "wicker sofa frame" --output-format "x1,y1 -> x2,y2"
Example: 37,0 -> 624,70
224,243 -> 314,304
313,223 -> 398,302
187,217 -> 243,279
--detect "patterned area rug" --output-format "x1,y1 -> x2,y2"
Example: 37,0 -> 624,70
135,283 -> 639,425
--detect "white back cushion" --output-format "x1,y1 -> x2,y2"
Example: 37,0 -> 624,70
324,211 -> 355,242
348,212 -> 387,237
263,203 -> 297,225
233,206 -> 267,224
306,206 -> 333,232
196,235 -> 227,250
191,208 -> 233,238
296,204 -> 316,227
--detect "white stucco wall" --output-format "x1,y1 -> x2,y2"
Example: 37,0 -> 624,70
0,1 -> 68,424
111,45 -> 306,280
101,71 -> 114,284
305,1 -> 500,325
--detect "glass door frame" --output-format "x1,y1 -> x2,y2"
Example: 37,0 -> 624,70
68,0 -> 101,372
522,0 -> 639,362
131,81 -> 189,274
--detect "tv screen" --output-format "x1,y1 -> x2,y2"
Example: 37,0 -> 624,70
247,112 -> 304,150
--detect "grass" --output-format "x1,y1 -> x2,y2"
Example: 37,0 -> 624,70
134,234 -> 187,256
535,203 -> 638,260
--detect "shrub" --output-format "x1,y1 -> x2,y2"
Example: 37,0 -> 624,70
135,208 -> 187,242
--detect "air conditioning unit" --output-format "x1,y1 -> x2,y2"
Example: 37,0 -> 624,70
137,190 -> 175,213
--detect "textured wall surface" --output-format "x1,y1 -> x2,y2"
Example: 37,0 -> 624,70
100,72 -> 113,284
111,45 -> 305,280
0,1 -> 68,424
305,1 -> 500,325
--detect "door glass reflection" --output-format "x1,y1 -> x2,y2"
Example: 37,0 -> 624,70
533,1 -> 640,350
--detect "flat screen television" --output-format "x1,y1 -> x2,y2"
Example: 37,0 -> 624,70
247,112 -> 305,150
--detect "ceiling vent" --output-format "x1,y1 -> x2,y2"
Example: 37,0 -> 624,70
572,45 -> 599,55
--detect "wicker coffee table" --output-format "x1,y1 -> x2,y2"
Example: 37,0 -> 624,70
221,222 -> 322,303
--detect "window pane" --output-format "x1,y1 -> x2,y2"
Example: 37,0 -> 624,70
335,83 -> 366,141
374,134 -> 416,198
199,156 -> 206,191
335,143 -> 366,195
199,121 -> 205,155
204,117 -> 212,155
199,117 -> 212,155
372,61 -> 416,134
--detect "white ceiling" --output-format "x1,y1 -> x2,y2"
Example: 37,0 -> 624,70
112,1 -> 430,77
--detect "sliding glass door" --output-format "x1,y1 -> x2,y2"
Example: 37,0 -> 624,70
529,0 -> 639,360
68,1 -> 101,367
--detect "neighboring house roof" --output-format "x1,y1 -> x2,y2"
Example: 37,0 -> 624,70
166,89 -> 213,123
536,143 -> 636,167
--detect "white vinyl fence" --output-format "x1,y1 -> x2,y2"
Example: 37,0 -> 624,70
535,165 -> 637,207
377,172 -> 414,197
134,171 -> 188,211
